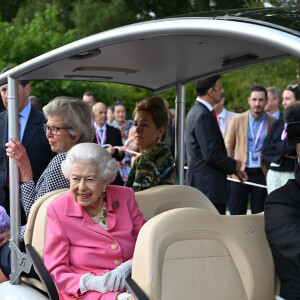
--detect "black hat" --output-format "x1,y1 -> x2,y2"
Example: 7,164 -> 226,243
284,103 -> 300,146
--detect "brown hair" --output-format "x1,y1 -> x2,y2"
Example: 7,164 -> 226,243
133,96 -> 168,141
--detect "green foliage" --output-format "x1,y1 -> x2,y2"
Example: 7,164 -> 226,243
0,0 -> 23,22
223,58 -> 300,113
14,0 -> 75,29
0,5 -> 78,67
0,1 -> 300,116
71,0 -> 137,37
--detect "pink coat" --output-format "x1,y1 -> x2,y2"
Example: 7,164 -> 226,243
44,185 -> 145,300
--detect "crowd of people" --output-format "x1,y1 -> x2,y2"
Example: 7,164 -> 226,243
0,63 -> 300,299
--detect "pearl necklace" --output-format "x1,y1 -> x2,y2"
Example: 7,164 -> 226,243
89,196 -> 104,224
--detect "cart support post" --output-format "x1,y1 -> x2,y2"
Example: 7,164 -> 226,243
8,75 -> 21,284
175,83 -> 185,185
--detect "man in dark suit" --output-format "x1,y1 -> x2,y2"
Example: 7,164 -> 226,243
92,102 -> 125,185
185,75 -> 247,214
0,67 -> 53,226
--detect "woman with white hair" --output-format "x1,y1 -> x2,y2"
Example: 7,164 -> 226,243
0,96 -> 94,282
44,143 -> 145,300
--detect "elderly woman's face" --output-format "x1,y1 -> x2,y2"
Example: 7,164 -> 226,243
46,114 -> 78,153
133,110 -> 165,153
70,162 -> 106,213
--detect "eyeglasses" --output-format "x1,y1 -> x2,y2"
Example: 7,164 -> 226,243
43,124 -> 72,135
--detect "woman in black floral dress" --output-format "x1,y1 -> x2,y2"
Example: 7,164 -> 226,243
125,96 -> 178,192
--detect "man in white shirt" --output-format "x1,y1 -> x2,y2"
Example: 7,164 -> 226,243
214,93 -> 238,139
93,102 -> 124,185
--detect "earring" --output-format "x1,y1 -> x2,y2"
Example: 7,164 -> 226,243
102,186 -> 106,199
156,137 -> 162,144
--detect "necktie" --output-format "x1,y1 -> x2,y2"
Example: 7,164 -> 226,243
211,109 -> 218,120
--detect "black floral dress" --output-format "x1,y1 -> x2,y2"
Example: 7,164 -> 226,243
125,144 -> 178,192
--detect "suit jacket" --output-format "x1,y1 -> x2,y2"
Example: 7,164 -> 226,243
262,118 -> 296,172
264,164 -> 300,299
225,111 -> 276,177
44,186 -> 145,300
93,124 -> 125,185
0,107 -> 53,223
185,101 -> 236,204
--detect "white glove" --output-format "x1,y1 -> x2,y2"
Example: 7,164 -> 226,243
79,273 -> 110,294
103,260 -> 132,292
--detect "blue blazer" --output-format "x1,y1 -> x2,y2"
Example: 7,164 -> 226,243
0,107 -> 54,223
185,101 -> 236,204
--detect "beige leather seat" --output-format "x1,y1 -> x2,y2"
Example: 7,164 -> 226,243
23,188 -> 68,292
135,185 -> 219,220
131,207 -> 276,300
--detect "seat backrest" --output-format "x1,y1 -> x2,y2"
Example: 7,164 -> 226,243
135,185 -> 219,220
132,208 -> 276,300
25,185 -> 215,262
23,188 -> 68,294
24,188 -> 69,261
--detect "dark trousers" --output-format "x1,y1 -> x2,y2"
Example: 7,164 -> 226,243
214,203 -> 226,215
226,182 -> 234,215
231,170 -> 267,215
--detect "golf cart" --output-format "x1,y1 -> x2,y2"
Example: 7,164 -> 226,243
0,7 -> 300,299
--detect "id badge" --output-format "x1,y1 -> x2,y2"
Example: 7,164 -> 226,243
249,151 -> 261,168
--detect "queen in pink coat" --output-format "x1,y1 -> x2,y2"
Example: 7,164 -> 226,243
44,143 -> 145,300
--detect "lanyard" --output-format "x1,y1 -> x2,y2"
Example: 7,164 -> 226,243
281,123 -> 287,140
94,123 -> 106,146
249,114 -> 266,150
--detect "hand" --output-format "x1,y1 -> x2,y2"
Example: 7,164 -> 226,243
235,160 -> 248,182
103,260 -> 132,292
0,230 -> 10,247
117,146 -> 125,154
236,169 -> 248,182
120,130 -> 127,140
105,146 -> 116,155
80,273 -> 109,294
5,137 -> 33,182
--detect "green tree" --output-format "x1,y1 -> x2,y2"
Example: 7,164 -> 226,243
71,0 -> 137,37
0,0 -> 299,113
14,0 -> 75,29
266,0 -> 300,6
0,0 -> 23,22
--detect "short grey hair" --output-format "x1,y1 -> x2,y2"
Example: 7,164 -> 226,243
61,143 -> 118,184
267,86 -> 281,100
43,96 -> 94,143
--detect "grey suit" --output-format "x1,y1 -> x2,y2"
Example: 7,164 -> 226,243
0,107 -> 53,224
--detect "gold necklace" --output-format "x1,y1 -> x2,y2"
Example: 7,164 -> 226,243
89,196 -> 104,224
